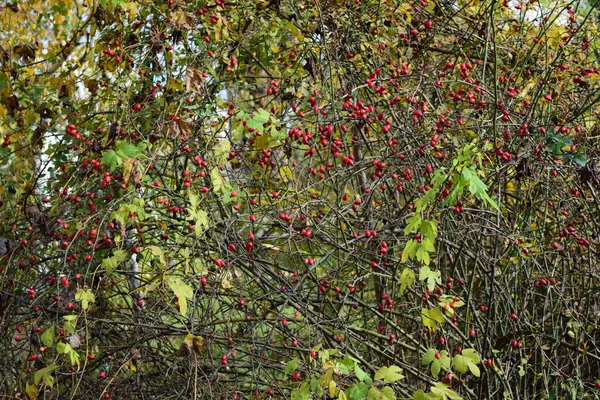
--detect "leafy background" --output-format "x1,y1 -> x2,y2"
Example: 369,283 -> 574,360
1,0 -> 600,399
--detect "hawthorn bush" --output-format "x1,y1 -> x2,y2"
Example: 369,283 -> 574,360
2,0 -> 600,398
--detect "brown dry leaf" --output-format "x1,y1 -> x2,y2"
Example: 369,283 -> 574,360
149,26 -> 165,51
84,78 -> 99,94
185,66 -> 206,93
5,3 -> 19,12
175,342 -> 190,357
0,46 -> 8,64
59,83 -> 76,99
216,373 -> 228,381
13,42 -> 38,62
303,55 -> 318,81
168,118 -> 191,138
5,94 -> 20,115
66,332 -> 81,348
172,11 -> 195,30
122,157 -> 142,187
131,348 -> 142,360
192,336 -> 204,354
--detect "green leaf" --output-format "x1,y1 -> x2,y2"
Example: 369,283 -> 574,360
380,386 -> 396,400
41,325 -> 55,347
115,140 -> 142,158
399,268 -> 415,296
462,348 -> 481,363
453,348 -> 481,377
232,122 -> 245,142
422,307 -> 445,333
102,249 -> 128,274
285,357 -> 300,374
415,187 -> 438,211
419,266 -> 441,291
56,342 -> 68,354
462,167 -> 498,210
573,154 -> 586,166
167,276 -> 194,316
420,219 -> 438,238
405,213 -> 422,235
194,208 -> 209,236
354,364 -> 369,382
422,349 -> 450,377
413,390 -> 442,400
368,388 -> 381,400
422,348 -> 437,366
210,167 -> 225,193
422,238 -> 436,253
188,192 -> 200,209
68,349 -> 80,367
440,351 -> 451,370
101,150 -> 122,171
291,382 -> 312,400
402,239 -> 418,262
253,108 -> 271,124
416,245 -> 431,265
430,382 -> 462,400
346,383 -> 369,400
375,365 -> 404,383
75,289 -> 95,311
34,364 -> 58,386
431,359 -> 441,377
63,315 -> 77,334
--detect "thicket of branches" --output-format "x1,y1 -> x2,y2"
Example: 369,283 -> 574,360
1,0 -> 600,399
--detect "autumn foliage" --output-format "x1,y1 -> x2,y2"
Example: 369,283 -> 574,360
2,0 -> 600,398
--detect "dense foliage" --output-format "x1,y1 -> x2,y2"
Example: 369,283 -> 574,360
2,0 -> 600,398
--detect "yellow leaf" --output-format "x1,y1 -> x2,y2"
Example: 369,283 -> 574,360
124,2 -> 137,22
25,383 -> 38,400
321,367 -> 334,385
261,243 -> 280,251
192,336 -> 204,354
166,78 -> 184,92
214,17 -> 223,41
220,277 -> 231,289
329,380 -> 337,397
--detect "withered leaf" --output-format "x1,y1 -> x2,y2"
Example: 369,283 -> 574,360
13,42 -> 38,62
578,161 -> 598,184
515,158 -> 530,180
192,336 -> 204,354
303,55 -> 318,81
185,66 -> 206,93
66,333 -> 81,349
123,158 -> 142,188
168,118 -> 191,138
0,46 -> 8,64
84,78 -> 99,94
0,237 -> 17,256
150,26 -> 165,51
175,342 -> 190,357
182,334 -> 204,354
172,11 -> 195,30
59,84 -> 75,99
5,95 -> 20,115
131,348 -> 142,360
26,204 -> 48,233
